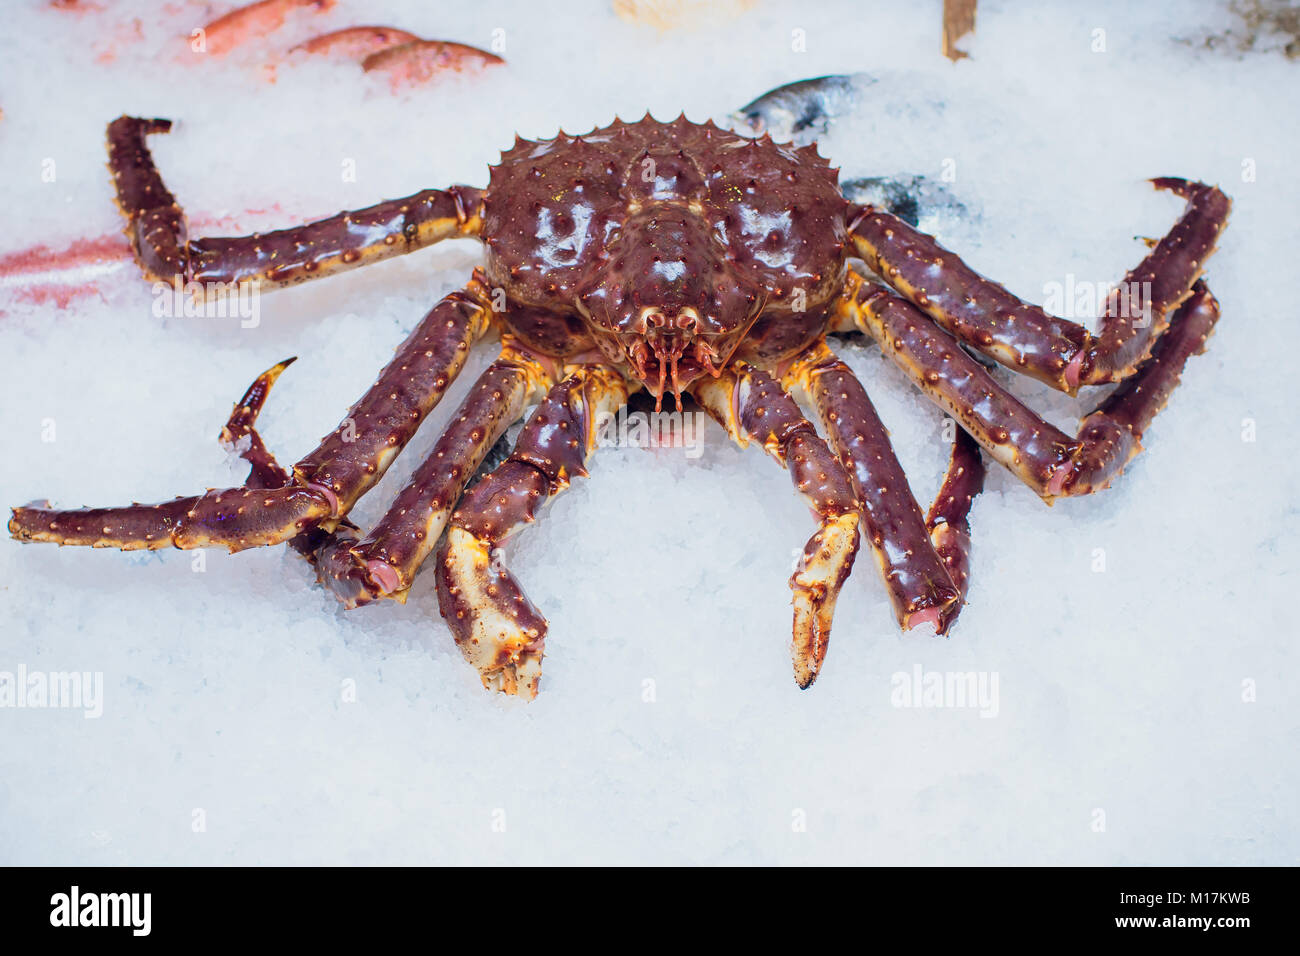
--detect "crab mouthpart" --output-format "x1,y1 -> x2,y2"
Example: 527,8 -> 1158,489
624,309 -> 722,411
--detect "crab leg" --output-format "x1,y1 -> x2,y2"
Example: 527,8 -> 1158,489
9,280 -> 493,551
784,338 -> 981,633
7,487 -> 329,552
316,344 -> 551,608
108,116 -> 482,288
926,426 -> 984,607
435,365 -> 633,699
221,356 -> 298,488
849,178 -> 1229,392
692,362 -> 862,688
291,278 -> 493,513
218,356 -> 364,559
834,272 -> 1220,500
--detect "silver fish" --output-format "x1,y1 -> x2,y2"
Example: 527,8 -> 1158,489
729,74 -> 864,144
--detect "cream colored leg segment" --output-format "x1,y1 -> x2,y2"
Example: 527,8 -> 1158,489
436,365 -> 634,699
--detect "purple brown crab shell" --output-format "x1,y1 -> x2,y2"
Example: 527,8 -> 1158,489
481,115 -> 849,404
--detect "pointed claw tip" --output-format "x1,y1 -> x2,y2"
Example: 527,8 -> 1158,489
791,607 -> 832,689
1150,176 -> 1200,199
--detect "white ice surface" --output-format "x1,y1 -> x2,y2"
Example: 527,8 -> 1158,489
0,0 -> 1296,864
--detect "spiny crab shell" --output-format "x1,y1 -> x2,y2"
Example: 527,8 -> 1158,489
481,115 -> 848,403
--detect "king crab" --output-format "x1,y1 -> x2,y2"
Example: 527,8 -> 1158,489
9,114 -> 1230,698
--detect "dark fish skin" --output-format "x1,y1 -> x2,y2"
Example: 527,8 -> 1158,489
840,175 -> 967,229
471,431 -> 515,486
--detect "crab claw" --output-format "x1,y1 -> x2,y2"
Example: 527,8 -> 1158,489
789,512 -> 860,688
436,526 -> 547,699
